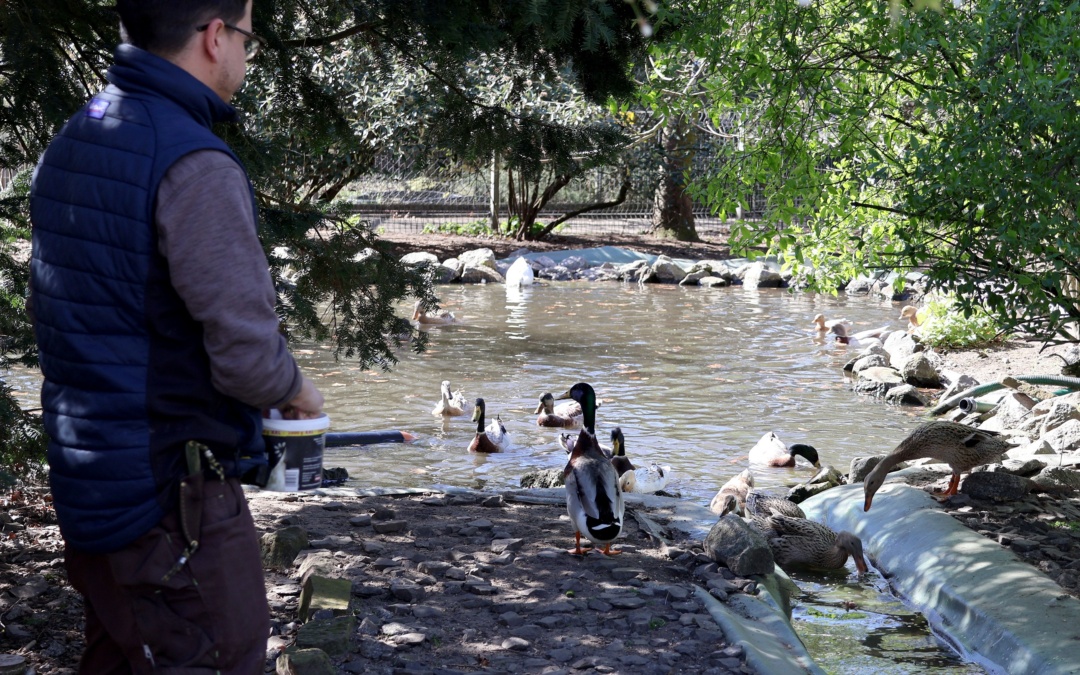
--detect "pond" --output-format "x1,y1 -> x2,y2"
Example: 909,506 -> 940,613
307,281 -> 923,499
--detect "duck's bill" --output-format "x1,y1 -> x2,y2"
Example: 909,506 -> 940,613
534,401 -> 545,414
863,495 -> 873,512
554,389 -> 571,400
855,556 -> 869,574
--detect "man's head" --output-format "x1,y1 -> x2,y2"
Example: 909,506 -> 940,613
116,0 -> 255,102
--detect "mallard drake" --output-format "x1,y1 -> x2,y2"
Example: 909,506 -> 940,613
863,420 -> 1012,511
745,490 -> 806,519
764,515 -> 869,574
710,469 -> 754,516
467,398 -> 510,453
811,314 -> 851,334
563,382 -> 624,555
535,392 -> 583,428
899,305 -> 922,332
431,380 -> 470,417
412,300 -> 457,325
748,432 -> 821,468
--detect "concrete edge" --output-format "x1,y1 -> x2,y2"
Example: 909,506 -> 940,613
802,483 -> 1080,675
694,585 -> 825,675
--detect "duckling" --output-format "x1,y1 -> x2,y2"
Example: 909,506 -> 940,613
431,380 -> 470,417
608,428 -> 672,494
863,420 -> 1012,511
764,515 -> 869,574
899,305 -> 921,332
467,398 -> 510,453
811,314 -> 851,334
748,432 -> 821,468
745,490 -> 806,519
710,469 -> 754,516
563,382 -> 623,555
535,392 -> 583,428
412,300 -> 457,325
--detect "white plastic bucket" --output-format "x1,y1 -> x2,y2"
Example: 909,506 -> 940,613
262,413 -> 330,491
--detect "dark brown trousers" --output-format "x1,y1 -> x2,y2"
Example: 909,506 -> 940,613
65,477 -> 269,674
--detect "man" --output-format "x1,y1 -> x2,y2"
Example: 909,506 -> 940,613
29,1 -> 322,672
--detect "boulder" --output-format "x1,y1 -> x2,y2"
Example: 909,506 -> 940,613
883,384 -> 931,406
459,265 -> 504,284
519,469 -> 565,488
400,251 -> 439,267
649,255 -> 689,283
960,471 -> 1031,501
458,248 -> 498,271
899,352 -> 941,387
704,515 -> 774,576
740,261 -> 783,289
275,648 -> 336,675
1031,467 -> 1080,493
261,526 -> 308,570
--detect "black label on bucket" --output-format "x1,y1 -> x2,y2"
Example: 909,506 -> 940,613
264,433 -> 326,491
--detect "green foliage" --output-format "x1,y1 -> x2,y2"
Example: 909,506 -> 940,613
422,220 -> 493,236
650,0 -> 1080,344
916,297 -> 1004,349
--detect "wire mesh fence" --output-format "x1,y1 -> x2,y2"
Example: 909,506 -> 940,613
340,140 -> 766,237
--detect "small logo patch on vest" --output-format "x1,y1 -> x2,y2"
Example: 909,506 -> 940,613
87,98 -> 110,119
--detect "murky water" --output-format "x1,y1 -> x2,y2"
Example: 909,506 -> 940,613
790,568 -> 985,674
297,281 -> 924,499
2,278 -> 986,673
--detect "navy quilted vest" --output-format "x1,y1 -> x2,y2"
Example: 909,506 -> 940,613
30,44 -> 266,554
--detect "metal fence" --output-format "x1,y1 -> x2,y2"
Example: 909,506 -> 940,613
340,141 -> 766,237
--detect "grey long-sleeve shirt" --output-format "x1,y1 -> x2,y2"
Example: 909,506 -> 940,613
155,149 -> 301,410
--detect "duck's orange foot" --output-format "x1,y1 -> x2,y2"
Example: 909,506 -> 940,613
601,544 -> 622,556
567,546 -> 590,556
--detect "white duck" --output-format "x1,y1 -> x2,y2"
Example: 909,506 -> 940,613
609,428 -> 672,494
431,380 -> 470,417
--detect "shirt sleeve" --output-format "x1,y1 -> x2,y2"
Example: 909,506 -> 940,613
156,149 -> 301,410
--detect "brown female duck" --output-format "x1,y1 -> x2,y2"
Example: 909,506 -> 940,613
535,392 -> 583,428
710,469 -> 754,516
863,420 -> 1012,511
764,515 -> 869,573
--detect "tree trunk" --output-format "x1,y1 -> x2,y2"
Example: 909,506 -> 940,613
650,117 -> 699,242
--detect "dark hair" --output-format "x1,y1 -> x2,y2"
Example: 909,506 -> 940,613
116,0 -> 248,56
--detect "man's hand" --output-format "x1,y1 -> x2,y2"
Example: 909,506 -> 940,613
279,375 -> 324,420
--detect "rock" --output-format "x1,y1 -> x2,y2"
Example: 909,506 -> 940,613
372,519 -> 408,534
884,384 -> 931,406
294,615 -> 357,657
740,261 -> 784,289
458,248 -> 498,271
960,471 -> 1032,501
261,526 -> 308,570
703,515 -> 774,576
650,256 -> 689,283
853,366 -> 904,397
459,265 -> 504,284
275,648 -> 337,675
519,468 -> 565,488
883,331 -> 923,368
849,456 -> 886,483
1041,399 -> 1080,436
1032,467 -> 1080,493
899,352 -> 941,387
399,251 -> 439,267
1042,419 -> 1080,452
851,353 -> 889,374
298,575 -> 352,622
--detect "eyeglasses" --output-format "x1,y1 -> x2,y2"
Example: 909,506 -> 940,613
196,22 -> 266,61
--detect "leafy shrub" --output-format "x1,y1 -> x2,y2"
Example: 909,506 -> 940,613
917,297 -> 1004,349
421,220 -> 491,236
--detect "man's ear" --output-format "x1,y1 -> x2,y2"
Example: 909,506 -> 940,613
198,18 -> 227,63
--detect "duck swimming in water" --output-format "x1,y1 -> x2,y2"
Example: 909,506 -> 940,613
748,432 -> 821,468
467,398 -> 510,453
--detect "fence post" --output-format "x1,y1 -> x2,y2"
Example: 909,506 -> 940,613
489,151 -> 500,232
